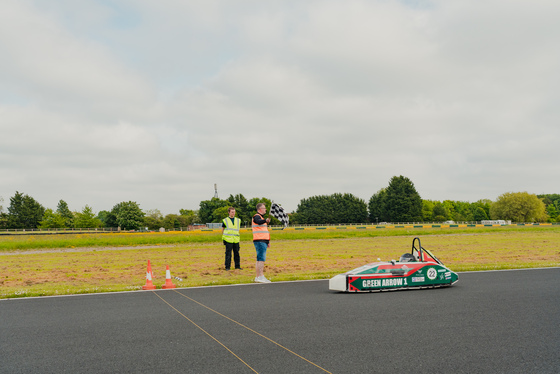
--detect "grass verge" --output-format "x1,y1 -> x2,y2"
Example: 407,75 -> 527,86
1,226 -> 559,299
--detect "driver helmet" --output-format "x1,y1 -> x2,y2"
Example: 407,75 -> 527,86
399,253 -> 416,262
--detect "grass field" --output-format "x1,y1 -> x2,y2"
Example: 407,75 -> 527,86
1,225 -> 559,299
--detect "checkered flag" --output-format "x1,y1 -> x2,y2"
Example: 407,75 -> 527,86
270,202 -> 289,228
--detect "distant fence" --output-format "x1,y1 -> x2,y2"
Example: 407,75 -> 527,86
1,221 -> 558,235
168,221 -> 560,232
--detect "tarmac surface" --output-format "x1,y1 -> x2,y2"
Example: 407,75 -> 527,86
1,268 -> 559,373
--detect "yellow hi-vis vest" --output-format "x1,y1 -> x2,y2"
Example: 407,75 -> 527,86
252,214 -> 270,241
222,217 -> 241,243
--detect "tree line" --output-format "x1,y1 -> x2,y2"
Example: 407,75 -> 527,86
1,176 -> 559,231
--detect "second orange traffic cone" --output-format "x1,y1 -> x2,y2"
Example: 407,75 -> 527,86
162,265 -> 176,289
142,260 -> 156,290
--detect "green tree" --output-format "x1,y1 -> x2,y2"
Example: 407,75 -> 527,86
56,200 -> 74,228
96,210 -> 115,228
538,193 -> 560,208
112,201 -> 145,230
334,193 -> 367,223
368,189 -> 387,223
296,195 -> 327,224
39,209 -> 66,229
490,192 -> 547,222
74,205 -> 103,228
538,194 -> 560,222
199,198 -> 229,223
296,193 -> 367,224
0,196 -> 6,229
473,206 -> 488,221
462,207 -> 475,221
470,199 -> 492,221
545,204 -> 558,222
442,201 -> 456,220
424,199 -> 489,222
212,206 -> 230,223
179,209 -> 199,226
144,209 -> 163,230
447,201 -> 473,221
162,214 -> 192,229
432,202 -> 448,222
383,176 -> 423,222
421,200 -> 434,222
7,191 -> 45,229
0,213 -> 8,229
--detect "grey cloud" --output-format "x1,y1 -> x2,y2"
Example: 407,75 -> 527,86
1,0 -> 559,214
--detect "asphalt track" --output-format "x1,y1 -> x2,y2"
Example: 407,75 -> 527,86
1,268 -> 559,374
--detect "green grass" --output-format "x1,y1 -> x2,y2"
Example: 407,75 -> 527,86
1,225 -> 559,299
0,231 -> 222,251
1,224 -> 558,251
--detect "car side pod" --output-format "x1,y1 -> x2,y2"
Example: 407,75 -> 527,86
329,237 -> 459,293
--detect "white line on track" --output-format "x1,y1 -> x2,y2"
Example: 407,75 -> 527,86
458,266 -> 560,274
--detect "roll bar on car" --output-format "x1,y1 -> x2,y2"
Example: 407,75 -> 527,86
411,237 -> 444,265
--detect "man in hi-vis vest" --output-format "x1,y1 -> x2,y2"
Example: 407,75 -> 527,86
222,207 -> 242,270
252,203 -> 271,283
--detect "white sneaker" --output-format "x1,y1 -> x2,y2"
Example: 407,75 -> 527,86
254,276 -> 271,283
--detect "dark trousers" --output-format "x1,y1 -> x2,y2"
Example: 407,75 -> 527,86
224,241 -> 241,269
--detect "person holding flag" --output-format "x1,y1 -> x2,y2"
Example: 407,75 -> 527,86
222,207 -> 242,270
252,203 -> 271,283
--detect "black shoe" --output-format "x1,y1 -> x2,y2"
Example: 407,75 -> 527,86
225,268 -> 230,271
235,267 -> 243,270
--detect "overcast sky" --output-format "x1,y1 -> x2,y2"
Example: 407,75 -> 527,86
1,0 -> 558,215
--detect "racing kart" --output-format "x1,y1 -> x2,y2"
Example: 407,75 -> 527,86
329,237 -> 459,292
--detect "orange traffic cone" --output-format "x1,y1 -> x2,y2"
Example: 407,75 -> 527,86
162,265 -> 176,289
142,260 -> 156,290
